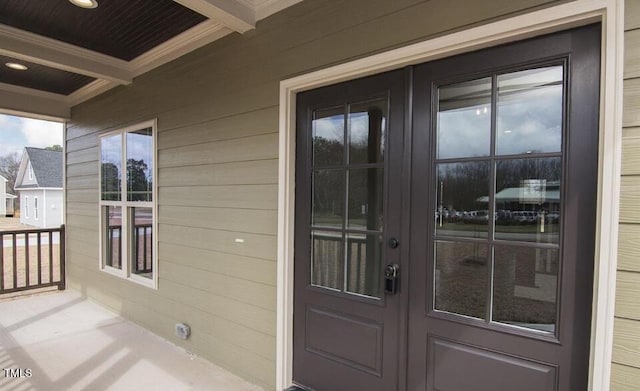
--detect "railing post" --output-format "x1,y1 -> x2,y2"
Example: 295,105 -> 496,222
58,224 -> 66,290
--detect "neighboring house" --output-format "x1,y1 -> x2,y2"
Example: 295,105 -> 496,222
0,1 -> 639,390
14,148 -> 63,228
0,175 -> 17,217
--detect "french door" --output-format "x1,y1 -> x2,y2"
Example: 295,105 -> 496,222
293,24 -> 600,391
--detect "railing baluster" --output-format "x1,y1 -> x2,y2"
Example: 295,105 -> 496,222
118,227 -> 122,269
37,232 -> 42,285
143,226 -> 147,272
108,227 -> 113,267
149,229 -> 153,272
134,227 -> 139,272
25,232 -> 29,287
49,231 -> 53,284
12,234 -> 17,289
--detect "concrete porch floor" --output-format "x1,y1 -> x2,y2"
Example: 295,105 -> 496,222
0,290 -> 264,391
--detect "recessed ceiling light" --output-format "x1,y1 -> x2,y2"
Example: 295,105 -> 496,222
69,0 -> 98,9
5,62 -> 28,71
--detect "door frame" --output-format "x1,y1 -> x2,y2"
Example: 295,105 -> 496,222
276,1 -> 625,390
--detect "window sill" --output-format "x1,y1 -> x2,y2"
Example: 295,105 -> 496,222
100,266 -> 157,290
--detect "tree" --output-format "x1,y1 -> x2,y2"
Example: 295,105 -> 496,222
45,145 -> 63,151
127,158 -> 151,201
101,162 -> 120,201
0,152 -> 20,193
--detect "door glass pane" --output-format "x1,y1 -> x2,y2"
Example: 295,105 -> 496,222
311,230 -> 344,290
127,127 -> 153,202
346,233 -> 382,298
103,206 -> 122,270
492,245 -> 559,333
312,169 -> 345,228
348,168 -> 383,230
313,107 -> 344,167
496,66 -> 563,155
434,241 -> 488,319
130,207 -> 153,279
101,134 -> 122,201
437,77 -> 492,159
495,158 -> 561,244
435,162 -> 491,238
348,99 -> 386,164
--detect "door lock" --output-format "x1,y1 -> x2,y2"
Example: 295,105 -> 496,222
388,238 -> 400,249
384,264 -> 400,294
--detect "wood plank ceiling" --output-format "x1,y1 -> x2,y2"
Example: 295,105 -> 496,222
0,0 -> 207,61
0,0 -> 302,119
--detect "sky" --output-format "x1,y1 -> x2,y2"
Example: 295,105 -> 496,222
0,113 -> 64,158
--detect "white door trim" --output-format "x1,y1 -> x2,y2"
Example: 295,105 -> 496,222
276,1 -> 624,389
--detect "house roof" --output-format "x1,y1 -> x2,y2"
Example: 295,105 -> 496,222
16,147 -> 63,189
477,186 -> 561,203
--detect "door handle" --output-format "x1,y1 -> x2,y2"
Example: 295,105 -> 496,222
384,264 -> 400,294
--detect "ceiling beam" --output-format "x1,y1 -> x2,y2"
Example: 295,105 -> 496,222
173,0 -> 256,33
0,24 -> 132,85
0,84 -> 70,120
130,21 -> 232,78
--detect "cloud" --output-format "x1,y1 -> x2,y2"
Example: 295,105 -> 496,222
0,114 -> 9,128
20,117 -> 63,148
0,144 -> 22,157
0,114 -> 63,158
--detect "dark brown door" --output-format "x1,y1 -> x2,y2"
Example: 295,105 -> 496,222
407,24 -> 600,391
293,70 -> 407,390
293,24 -> 600,391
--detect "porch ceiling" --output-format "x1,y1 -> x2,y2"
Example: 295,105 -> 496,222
0,0 -> 302,120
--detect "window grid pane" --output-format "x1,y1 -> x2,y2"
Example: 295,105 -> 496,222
432,64 -> 565,335
310,98 -> 387,299
103,206 -> 122,270
492,245 -> 559,333
130,207 -> 153,279
126,128 -> 153,202
101,134 -> 122,201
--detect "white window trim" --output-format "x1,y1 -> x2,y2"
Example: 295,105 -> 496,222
24,196 -> 29,218
28,162 -> 33,181
34,196 -> 38,221
98,119 -> 158,289
276,1 -> 624,390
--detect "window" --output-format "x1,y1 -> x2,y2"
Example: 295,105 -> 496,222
34,197 -> 38,220
24,196 -> 29,218
28,162 -> 33,180
99,120 -> 156,288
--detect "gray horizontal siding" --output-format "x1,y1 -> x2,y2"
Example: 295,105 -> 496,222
65,0 -> 566,389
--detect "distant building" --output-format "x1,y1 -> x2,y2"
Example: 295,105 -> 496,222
14,148 -> 63,228
0,175 -> 17,217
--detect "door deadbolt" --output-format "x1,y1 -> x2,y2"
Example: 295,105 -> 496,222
388,238 -> 400,249
384,264 -> 400,294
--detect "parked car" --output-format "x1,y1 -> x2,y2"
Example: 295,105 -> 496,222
463,210 -> 490,224
511,210 -> 538,224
